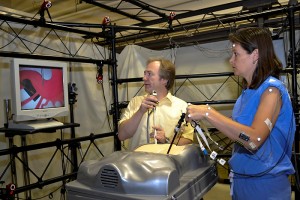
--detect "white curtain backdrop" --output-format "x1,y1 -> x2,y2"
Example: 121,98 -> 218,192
117,42 -> 239,131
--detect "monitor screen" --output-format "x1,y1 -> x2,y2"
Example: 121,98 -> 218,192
11,58 -> 69,122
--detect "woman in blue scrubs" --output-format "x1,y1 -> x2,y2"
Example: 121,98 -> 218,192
186,27 -> 296,200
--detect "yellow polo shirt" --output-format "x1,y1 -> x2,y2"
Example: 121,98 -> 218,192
118,92 -> 194,150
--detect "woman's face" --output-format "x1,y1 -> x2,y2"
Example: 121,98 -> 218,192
229,43 -> 258,85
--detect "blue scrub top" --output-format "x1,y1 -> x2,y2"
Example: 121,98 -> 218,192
229,76 -> 295,177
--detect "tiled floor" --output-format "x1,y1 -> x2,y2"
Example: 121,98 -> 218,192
203,183 -> 231,200
205,164 -> 297,200
203,182 -> 296,200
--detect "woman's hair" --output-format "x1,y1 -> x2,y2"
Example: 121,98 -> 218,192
229,27 -> 282,89
147,58 -> 175,90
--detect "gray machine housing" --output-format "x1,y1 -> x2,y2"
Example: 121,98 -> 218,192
66,145 -> 218,200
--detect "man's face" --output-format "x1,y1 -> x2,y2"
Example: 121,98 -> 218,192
143,61 -> 167,94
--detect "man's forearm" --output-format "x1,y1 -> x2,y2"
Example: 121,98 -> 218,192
118,109 -> 145,140
177,137 -> 192,145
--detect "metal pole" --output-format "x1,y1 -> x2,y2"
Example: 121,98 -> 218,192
288,1 -> 299,198
110,26 -> 121,151
68,83 -> 78,174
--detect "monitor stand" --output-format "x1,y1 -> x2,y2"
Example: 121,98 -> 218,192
8,119 -> 64,130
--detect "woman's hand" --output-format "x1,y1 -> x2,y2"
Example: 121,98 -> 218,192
186,104 -> 209,122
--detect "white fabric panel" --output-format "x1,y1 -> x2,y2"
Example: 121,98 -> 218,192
173,42 -> 239,119
116,43 -> 239,135
117,43 -> 239,120
63,35 -> 116,160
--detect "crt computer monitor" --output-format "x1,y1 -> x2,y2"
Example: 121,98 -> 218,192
10,58 -> 69,122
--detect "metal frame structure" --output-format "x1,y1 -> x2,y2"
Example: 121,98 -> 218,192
0,127 -> 113,198
79,0 -> 300,52
0,6 -> 168,199
0,0 -> 299,198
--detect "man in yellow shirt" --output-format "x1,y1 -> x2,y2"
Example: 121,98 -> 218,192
118,58 -> 194,150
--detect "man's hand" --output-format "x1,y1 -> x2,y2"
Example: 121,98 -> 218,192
150,125 -> 168,143
139,94 -> 159,113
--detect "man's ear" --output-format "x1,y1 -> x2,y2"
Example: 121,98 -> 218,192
161,78 -> 168,88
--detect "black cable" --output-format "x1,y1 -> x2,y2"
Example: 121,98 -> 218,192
100,82 -> 113,131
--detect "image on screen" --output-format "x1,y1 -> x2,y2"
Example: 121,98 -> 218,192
19,66 -> 65,110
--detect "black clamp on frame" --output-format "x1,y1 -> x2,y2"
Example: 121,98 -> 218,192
39,0 -> 52,23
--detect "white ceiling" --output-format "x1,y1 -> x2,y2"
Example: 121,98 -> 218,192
0,0 -> 296,51
3,0 -> 238,24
